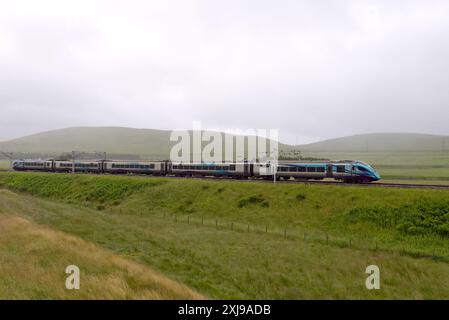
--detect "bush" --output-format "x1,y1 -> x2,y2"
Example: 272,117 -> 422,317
346,198 -> 449,237
296,193 -> 306,201
238,194 -> 268,208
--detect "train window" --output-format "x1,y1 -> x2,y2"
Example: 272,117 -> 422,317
298,167 -> 306,172
336,166 -> 346,173
357,166 -> 368,172
230,165 -> 236,171
317,167 -> 325,172
307,167 -> 317,172
288,167 -> 297,172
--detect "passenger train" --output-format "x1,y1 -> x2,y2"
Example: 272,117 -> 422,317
12,159 -> 381,183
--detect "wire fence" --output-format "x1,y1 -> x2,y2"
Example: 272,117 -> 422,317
157,212 -> 449,262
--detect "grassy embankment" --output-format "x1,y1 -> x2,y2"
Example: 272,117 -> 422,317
0,171 -> 449,299
0,210 -> 202,299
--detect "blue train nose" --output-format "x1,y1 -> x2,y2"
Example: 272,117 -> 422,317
372,172 -> 381,181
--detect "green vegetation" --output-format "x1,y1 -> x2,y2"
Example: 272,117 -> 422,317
0,210 -> 202,300
0,160 -> 10,171
347,199 -> 449,237
0,172 -> 165,209
0,172 -> 449,299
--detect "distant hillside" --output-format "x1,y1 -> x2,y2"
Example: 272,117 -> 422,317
0,127 -> 172,158
2,129 -> 448,160
298,133 -> 449,152
0,127 -> 287,159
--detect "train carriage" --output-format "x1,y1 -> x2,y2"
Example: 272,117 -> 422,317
12,160 -> 47,171
169,162 -> 243,177
54,161 -> 102,173
103,160 -> 165,175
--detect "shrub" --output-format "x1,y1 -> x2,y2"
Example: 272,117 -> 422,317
238,194 -> 267,208
296,193 -> 306,201
346,198 -> 449,237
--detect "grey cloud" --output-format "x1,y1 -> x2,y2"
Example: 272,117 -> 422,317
0,0 -> 449,144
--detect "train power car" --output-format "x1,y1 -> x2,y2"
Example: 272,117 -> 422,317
275,160 -> 380,183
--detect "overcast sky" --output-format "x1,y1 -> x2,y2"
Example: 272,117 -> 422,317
1,0 -> 449,144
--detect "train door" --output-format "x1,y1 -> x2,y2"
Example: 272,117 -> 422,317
326,163 -> 333,178
244,162 -> 248,177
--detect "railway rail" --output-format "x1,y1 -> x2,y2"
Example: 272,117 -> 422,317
120,173 -> 449,190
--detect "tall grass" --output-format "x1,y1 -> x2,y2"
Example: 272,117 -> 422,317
0,213 -> 202,299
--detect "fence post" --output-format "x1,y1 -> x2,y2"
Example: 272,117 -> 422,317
326,234 -> 329,245
216,219 -> 218,229
231,222 -> 234,231
247,224 -> 250,232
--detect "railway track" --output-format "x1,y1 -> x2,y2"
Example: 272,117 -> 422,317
5,169 -> 449,190
153,174 -> 449,190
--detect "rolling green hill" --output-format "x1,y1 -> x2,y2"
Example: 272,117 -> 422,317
298,133 -> 449,152
0,127 -> 173,158
0,127 -> 286,159
2,128 -> 448,155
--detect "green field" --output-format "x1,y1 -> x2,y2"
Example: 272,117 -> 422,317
0,160 -> 10,171
0,172 -> 449,299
